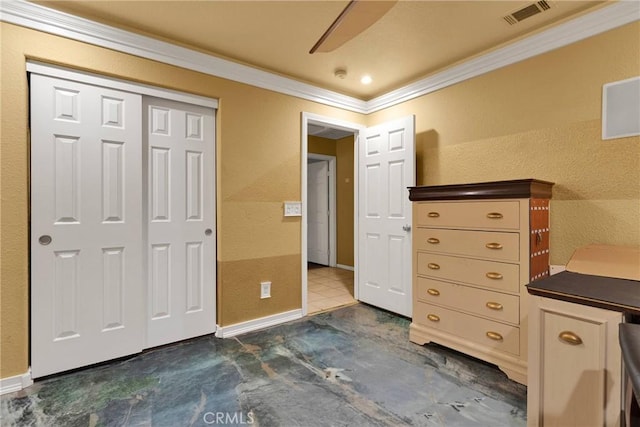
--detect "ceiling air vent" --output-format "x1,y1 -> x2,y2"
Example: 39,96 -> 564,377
504,1 -> 551,25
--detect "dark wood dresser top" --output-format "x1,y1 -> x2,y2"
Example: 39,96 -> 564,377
527,271 -> 640,315
408,179 -> 554,201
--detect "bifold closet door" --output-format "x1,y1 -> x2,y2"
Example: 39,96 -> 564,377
144,97 -> 216,348
30,74 -> 144,378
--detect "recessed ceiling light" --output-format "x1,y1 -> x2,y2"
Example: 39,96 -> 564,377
361,75 -> 372,85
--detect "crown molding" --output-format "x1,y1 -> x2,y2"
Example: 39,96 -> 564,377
1,0 -> 639,115
0,0 -> 368,113
366,0 -> 640,113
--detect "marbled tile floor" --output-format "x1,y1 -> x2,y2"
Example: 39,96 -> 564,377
1,304 -> 526,426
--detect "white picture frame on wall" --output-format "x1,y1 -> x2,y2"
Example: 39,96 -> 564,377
602,76 -> 640,140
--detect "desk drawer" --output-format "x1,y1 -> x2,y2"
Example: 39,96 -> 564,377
414,302 -> 520,356
415,228 -> 520,262
416,277 -> 519,324
417,252 -> 520,293
415,201 -> 520,230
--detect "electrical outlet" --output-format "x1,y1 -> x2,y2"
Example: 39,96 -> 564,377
260,281 -> 271,299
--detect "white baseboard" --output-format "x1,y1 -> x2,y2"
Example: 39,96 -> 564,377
0,370 -> 33,395
336,264 -> 354,271
215,309 -> 303,338
550,264 -> 567,275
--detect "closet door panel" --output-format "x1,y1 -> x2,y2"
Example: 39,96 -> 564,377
144,97 -> 216,348
30,74 -> 144,378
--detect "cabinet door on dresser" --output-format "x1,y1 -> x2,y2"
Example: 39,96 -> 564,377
527,296 -> 622,427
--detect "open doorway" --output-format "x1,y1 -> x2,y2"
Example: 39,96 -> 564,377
302,113 -> 416,318
302,113 -> 364,315
307,154 -> 335,267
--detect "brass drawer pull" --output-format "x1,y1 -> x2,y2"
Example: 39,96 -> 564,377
486,331 -> 503,341
427,314 -> 440,322
486,212 -> 503,219
427,263 -> 440,270
486,301 -> 503,311
427,288 -> 440,296
427,237 -> 440,244
485,242 -> 503,250
485,272 -> 503,280
558,331 -> 583,345
427,212 -> 440,218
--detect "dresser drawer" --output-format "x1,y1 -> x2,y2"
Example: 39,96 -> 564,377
415,228 -> 520,262
416,252 -> 520,293
414,302 -> 520,356
416,277 -> 520,324
415,201 -> 520,230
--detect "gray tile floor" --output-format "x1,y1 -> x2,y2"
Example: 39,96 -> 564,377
1,304 -> 526,426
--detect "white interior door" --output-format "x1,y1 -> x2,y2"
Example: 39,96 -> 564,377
30,74 -> 144,378
144,97 -> 216,348
358,115 -> 415,317
308,160 -> 330,265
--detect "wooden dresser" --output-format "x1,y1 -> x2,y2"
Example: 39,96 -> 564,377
408,179 -> 554,385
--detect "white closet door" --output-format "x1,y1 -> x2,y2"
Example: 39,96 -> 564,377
30,74 -> 144,378
144,97 -> 216,348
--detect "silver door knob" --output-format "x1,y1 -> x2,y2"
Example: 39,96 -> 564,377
39,235 -> 52,245
402,225 -> 411,232
205,229 -> 213,236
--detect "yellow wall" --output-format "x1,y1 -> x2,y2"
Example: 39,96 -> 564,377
370,21 -> 640,264
308,135 -> 336,157
335,136 -> 355,267
308,135 -> 355,267
0,22 -> 365,378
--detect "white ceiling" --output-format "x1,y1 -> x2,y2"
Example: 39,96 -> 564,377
31,0 -> 606,100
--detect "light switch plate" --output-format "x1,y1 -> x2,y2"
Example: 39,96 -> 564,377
284,201 -> 302,217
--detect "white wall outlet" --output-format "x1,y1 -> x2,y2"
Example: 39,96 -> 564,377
260,281 -> 271,299
283,201 -> 302,217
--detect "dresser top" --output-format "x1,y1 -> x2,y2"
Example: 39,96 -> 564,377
527,271 -> 640,315
408,179 -> 554,201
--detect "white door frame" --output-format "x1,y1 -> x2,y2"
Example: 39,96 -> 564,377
301,112 -> 365,316
307,153 -> 336,267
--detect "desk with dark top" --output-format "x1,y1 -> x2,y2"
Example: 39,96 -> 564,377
527,270 -> 640,426
526,271 -> 640,316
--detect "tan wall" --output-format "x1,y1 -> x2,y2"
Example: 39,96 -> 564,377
0,22 -> 365,378
308,135 -> 336,156
369,21 -> 640,265
335,136 -> 354,267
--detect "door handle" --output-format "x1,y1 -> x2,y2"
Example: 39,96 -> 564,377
205,229 -> 213,236
38,235 -> 52,245
402,224 -> 411,232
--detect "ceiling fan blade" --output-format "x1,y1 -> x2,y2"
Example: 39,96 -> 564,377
310,0 -> 397,54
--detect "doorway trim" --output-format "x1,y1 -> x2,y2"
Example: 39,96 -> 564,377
307,153 -> 336,268
301,112 -> 365,316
